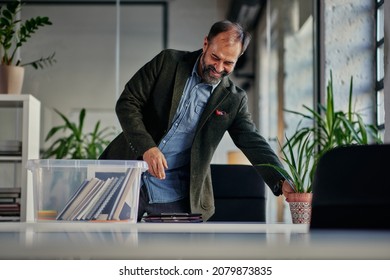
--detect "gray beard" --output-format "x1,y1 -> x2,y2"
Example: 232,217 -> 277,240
201,66 -> 228,85
200,54 -> 229,85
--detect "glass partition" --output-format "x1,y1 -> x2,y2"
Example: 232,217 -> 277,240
20,1 -> 167,140
256,0 -> 316,222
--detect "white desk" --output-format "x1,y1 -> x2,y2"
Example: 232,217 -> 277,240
0,222 -> 389,259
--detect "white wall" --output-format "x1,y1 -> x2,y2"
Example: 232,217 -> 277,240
322,0 -> 376,124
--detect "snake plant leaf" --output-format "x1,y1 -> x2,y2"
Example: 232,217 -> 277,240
326,70 -> 335,134
279,70 -> 382,194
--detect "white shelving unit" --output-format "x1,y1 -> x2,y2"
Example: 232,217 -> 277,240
0,94 -> 40,222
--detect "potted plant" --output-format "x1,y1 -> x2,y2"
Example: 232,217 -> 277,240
261,70 -> 382,223
261,133 -> 315,224
42,108 -> 117,159
0,0 -> 56,94
286,70 -> 382,167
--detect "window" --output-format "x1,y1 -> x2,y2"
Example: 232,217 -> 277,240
375,0 -> 385,133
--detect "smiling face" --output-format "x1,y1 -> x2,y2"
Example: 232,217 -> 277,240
198,31 -> 242,85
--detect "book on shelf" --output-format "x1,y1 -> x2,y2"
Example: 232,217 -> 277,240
0,188 -> 21,220
0,198 -> 19,203
0,188 -> 21,197
0,140 -> 22,155
0,216 -> 20,221
0,203 -> 20,217
56,168 -> 137,221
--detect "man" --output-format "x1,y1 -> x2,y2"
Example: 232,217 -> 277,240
100,20 -> 294,221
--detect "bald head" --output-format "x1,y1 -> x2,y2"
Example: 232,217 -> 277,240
206,20 -> 251,55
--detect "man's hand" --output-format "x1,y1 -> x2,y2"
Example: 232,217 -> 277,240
282,180 -> 295,202
143,147 -> 168,179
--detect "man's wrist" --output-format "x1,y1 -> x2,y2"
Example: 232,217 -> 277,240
277,179 -> 285,188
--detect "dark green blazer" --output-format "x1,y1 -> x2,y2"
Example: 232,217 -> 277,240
100,49 -> 284,220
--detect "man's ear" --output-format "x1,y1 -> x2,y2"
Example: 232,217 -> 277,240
202,36 -> 209,52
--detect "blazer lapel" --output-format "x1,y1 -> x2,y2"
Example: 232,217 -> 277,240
196,78 -> 231,131
168,51 -> 201,125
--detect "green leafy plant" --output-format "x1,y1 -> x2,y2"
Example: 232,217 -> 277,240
286,70 -> 382,164
260,133 -> 315,193
260,70 -> 382,193
42,108 -> 116,159
0,0 -> 56,69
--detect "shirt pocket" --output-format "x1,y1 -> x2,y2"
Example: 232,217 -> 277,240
195,104 -> 206,115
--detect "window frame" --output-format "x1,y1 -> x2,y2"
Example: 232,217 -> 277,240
375,0 -> 385,130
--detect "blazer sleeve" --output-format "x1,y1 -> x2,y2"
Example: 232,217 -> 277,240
115,51 -> 166,157
228,94 -> 285,196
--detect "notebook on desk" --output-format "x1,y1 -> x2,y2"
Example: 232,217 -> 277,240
142,213 -> 203,223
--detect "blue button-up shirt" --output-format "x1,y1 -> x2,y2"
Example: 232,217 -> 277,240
142,58 -> 219,203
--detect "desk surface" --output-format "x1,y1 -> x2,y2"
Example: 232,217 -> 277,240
0,222 -> 389,259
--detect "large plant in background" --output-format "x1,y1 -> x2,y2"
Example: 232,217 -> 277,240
42,108 -> 116,159
261,71 -> 383,194
286,70 -> 382,165
0,0 -> 56,68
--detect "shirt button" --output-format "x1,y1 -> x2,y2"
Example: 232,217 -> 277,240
163,140 -> 166,144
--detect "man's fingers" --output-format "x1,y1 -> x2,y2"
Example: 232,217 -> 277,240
155,162 -> 166,179
143,147 -> 167,179
147,158 -> 165,179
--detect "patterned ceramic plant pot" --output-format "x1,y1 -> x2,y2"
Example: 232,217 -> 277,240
288,193 -> 313,224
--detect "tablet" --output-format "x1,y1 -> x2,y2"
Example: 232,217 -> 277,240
142,213 -> 203,223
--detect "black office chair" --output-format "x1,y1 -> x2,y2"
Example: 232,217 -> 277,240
310,144 -> 390,230
208,164 -> 266,222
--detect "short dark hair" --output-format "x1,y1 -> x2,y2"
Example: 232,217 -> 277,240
207,20 -> 252,55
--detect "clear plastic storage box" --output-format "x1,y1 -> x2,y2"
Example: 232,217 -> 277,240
26,159 -> 148,222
